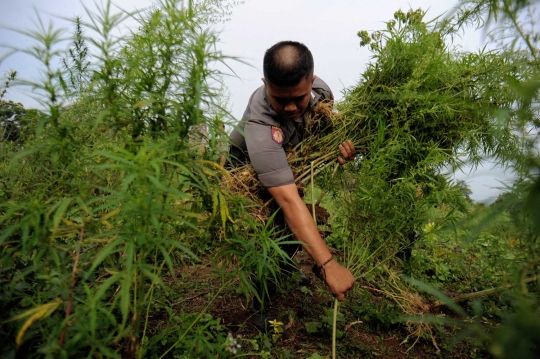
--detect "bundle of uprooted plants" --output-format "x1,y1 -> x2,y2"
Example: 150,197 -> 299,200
221,101 -> 360,222
226,9 -> 525,232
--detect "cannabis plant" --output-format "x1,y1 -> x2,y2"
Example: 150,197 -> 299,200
0,1 -> 275,357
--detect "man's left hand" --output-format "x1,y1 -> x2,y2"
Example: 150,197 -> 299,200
337,140 -> 356,165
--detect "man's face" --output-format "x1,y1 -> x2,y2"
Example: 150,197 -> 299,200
264,75 -> 315,121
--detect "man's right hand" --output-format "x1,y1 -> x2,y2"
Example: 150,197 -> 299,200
267,183 -> 356,301
323,260 -> 355,301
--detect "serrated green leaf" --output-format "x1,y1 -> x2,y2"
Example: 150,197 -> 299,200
49,198 -> 72,232
88,237 -> 123,275
94,272 -> 123,303
94,151 -> 134,167
121,173 -> 138,191
219,192 -> 227,230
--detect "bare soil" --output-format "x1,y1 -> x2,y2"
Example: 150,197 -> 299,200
155,251 -> 475,358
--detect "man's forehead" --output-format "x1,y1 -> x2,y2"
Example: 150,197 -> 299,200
271,90 -> 310,99
266,78 -> 313,98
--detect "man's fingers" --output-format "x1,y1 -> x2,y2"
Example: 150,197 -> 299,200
339,144 -> 352,160
336,292 -> 345,302
344,140 -> 356,159
338,143 -> 348,159
337,156 -> 345,165
348,140 -> 356,158
339,141 -> 356,161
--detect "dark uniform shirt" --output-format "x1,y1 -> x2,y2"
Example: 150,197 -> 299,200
229,77 -> 333,188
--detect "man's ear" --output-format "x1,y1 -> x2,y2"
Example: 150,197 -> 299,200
262,78 -> 267,87
311,75 -> 317,85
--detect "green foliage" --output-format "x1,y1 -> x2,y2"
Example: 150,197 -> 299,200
141,310 -> 230,358
352,8 -> 525,171
488,294 -> 540,359
335,7 -> 533,268
329,3 -> 539,357
0,71 -> 40,144
1,0 -> 538,358
349,289 -> 401,331
446,2 -> 540,357
214,209 -> 297,306
411,205 -> 527,291
60,17 -> 90,99
0,0 -> 276,357
305,307 -> 345,338
0,70 -> 16,99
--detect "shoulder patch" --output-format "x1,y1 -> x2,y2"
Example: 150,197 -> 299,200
271,126 -> 284,145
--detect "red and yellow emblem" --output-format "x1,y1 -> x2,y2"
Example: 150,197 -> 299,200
271,126 -> 284,144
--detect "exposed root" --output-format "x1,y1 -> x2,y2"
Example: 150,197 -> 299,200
225,165 -> 272,222
304,100 -> 335,136
366,269 -> 441,353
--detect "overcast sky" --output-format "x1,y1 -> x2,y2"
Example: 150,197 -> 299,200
0,0 -> 519,202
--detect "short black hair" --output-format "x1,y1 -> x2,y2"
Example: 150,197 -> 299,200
263,41 -> 314,87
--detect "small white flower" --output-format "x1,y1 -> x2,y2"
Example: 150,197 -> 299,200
224,332 -> 242,354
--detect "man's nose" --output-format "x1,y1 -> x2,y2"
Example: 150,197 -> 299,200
284,102 -> 296,112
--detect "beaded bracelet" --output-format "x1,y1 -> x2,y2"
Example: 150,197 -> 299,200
312,256 -> 334,281
319,256 -> 334,269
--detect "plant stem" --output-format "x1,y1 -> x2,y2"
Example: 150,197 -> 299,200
59,227 -> 83,346
315,163 -> 340,206
311,161 -> 316,223
298,162 -> 332,185
432,275 -> 538,308
332,298 -> 339,359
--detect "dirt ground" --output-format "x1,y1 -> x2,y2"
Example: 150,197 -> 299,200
155,250 -> 476,359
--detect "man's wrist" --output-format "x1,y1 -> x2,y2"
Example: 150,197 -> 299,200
323,257 -> 342,274
318,256 -> 334,269
313,255 -> 339,280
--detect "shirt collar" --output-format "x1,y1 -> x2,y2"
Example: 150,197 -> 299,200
310,90 -> 322,106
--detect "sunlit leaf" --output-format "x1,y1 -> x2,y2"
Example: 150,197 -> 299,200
7,299 -> 62,347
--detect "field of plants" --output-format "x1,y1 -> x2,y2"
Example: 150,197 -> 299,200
1,0 -> 539,358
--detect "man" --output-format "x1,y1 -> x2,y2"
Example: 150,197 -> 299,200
228,41 -> 355,329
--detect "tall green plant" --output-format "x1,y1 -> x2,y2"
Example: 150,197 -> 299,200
0,1 -> 270,357
334,7 -> 532,264
445,1 -> 539,357
60,16 -> 91,99
340,2 -> 539,357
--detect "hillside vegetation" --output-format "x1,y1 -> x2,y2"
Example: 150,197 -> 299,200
0,0 -> 538,358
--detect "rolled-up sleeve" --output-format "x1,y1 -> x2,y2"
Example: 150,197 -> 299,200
245,122 -> 294,188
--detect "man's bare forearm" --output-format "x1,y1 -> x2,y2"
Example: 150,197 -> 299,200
267,183 -> 333,265
267,183 -> 355,300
